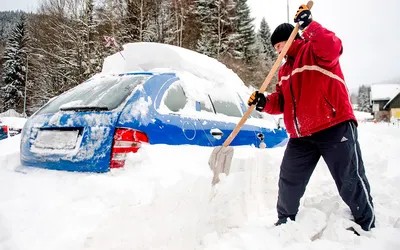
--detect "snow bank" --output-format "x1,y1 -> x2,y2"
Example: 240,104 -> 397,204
0,117 -> 27,129
354,111 -> 373,122
0,123 -> 400,249
0,109 -> 24,118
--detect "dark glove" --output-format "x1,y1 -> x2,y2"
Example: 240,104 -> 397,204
294,4 -> 312,30
247,91 -> 267,112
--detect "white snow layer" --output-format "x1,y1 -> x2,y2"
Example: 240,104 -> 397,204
101,42 -> 246,91
0,117 -> 27,129
0,118 -> 400,250
370,83 -> 400,101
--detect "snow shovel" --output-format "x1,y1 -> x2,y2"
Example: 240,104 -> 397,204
208,1 -> 314,185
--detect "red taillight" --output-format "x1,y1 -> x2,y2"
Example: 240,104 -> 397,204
110,128 -> 149,168
2,126 -> 8,134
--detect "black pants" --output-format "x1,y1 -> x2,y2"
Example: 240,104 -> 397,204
277,120 -> 375,231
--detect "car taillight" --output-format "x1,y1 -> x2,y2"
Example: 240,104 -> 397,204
2,126 -> 8,134
110,128 -> 149,168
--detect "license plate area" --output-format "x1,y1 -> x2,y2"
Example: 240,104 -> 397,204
34,129 -> 80,150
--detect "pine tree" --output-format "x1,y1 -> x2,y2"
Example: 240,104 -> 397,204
257,17 -> 276,62
230,0 -> 256,63
1,14 -> 29,114
197,24 -> 216,57
357,85 -> 371,112
195,0 -> 218,56
122,0 -> 142,42
214,0 -> 235,57
152,0 -> 176,44
195,0 -> 234,58
121,0 -> 158,43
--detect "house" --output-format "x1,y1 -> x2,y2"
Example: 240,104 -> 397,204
370,83 -> 400,121
383,91 -> 400,119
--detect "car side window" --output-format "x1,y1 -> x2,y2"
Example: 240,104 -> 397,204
198,95 -> 215,113
209,97 -> 243,118
163,83 -> 187,112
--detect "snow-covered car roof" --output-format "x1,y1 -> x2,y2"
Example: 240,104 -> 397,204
98,42 -> 279,129
101,42 -> 247,92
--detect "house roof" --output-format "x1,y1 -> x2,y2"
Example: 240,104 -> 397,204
370,83 -> 400,101
383,90 -> 400,109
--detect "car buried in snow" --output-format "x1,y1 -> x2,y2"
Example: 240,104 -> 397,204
20,43 -> 288,173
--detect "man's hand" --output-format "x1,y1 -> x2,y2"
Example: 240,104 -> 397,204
247,91 -> 267,112
294,4 -> 312,30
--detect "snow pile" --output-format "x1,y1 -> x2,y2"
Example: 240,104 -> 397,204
101,42 -> 246,92
0,109 -> 24,118
0,116 -> 27,129
1,122 -> 400,249
0,132 -> 22,171
354,111 -> 373,122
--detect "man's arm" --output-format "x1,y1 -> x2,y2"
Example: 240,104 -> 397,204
294,4 -> 343,67
262,85 -> 284,115
302,21 -> 343,67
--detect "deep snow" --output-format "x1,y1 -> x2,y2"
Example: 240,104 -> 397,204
0,116 -> 400,250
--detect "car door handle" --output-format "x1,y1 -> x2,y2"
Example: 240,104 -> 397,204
210,128 -> 223,138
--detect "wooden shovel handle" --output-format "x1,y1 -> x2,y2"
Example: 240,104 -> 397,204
222,1 -> 314,147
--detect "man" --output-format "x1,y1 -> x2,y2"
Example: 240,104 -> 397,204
247,4 -> 375,232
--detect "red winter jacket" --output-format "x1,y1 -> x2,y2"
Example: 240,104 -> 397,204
263,21 -> 356,138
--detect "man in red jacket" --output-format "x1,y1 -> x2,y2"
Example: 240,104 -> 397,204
248,5 -> 375,232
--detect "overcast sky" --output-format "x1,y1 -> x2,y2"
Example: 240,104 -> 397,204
1,0 -> 399,92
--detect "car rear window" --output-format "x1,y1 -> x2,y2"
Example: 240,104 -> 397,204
37,75 -> 151,115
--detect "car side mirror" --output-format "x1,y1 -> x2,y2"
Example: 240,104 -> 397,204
278,118 -> 285,129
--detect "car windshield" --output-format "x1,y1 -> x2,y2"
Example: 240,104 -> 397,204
37,74 -> 151,115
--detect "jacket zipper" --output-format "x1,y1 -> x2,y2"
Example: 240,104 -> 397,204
289,77 -> 301,137
323,96 -> 337,118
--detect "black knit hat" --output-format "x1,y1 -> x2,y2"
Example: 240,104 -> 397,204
270,23 -> 301,47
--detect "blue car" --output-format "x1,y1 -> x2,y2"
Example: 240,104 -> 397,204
20,72 -> 288,172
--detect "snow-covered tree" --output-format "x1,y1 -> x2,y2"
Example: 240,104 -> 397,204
195,0 -> 217,56
25,0 -> 107,112
1,14 -> 29,113
357,85 -> 371,112
257,17 -> 276,62
230,0 -> 256,63
81,0 -> 100,75
214,0 -> 235,57
195,0 -> 234,58
153,0 -> 178,44
120,0 -> 159,43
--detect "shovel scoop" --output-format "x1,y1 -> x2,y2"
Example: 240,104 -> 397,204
208,1 -> 314,185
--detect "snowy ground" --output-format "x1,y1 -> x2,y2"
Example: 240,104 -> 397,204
1,117 -> 400,250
